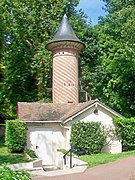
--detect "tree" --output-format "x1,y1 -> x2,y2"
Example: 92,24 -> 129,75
92,0 -> 135,117
78,0 -> 135,117
78,24 -> 100,101
0,0 -> 89,120
0,4 -> 7,122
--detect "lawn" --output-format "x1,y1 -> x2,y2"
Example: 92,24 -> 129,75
78,150 -> 135,167
1,131 -> 135,167
0,133 -> 31,165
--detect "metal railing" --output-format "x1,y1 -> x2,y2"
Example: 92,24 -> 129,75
63,147 -> 74,169
63,147 -> 86,169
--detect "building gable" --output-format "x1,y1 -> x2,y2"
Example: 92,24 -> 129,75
62,100 -> 123,125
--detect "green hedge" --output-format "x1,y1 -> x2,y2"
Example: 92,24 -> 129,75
113,117 -> 135,151
0,165 -> 31,180
70,121 -> 106,155
6,119 -> 26,153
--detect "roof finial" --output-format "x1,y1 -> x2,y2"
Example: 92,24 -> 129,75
64,14 -> 67,18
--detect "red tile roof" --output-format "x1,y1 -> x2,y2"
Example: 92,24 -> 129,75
17,101 -> 94,122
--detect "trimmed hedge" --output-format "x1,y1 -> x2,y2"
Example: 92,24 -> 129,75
113,117 -> 135,151
6,119 -> 26,153
70,121 -> 106,155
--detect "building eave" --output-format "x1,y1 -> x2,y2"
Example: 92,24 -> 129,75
19,120 -> 62,123
62,100 -> 124,124
62,102 -> 96,124
46,39 -> 85,51
96,101 -> 124,118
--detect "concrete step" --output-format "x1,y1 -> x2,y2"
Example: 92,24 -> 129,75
43,165 -> 60,171
30,165 -> 87,177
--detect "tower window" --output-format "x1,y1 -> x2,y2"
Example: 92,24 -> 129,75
68,100 -> 73,103
63,82 -> 75,87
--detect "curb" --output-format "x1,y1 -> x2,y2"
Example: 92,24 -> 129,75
30,165 -> 87,177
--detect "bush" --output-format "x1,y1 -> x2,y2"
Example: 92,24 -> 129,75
0,164 -> 31,180
70,121 -> 106,155
6,119 -> 26,153
113,117 -> 135,151
57,149 -> 68,154
0,133 -> 5,147
24,149 -> 37,159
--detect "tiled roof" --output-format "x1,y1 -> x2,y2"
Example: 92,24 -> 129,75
17,101 -> 94,122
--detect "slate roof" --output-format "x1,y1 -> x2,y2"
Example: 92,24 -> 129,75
46,14 -> 85,50
17,101 -> 94,122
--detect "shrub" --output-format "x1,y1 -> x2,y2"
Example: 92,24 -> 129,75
57,149 -> 68,154
70,121 -> 106,155
24,149 -> 37,159
113,117 -> 135,151
6,119 -> 26,153
0,164 -> 31,180
0,133 -> 5,147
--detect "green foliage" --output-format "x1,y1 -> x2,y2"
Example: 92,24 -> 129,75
24,149 -> 37,159
6,119 -> 26,153
70,121 -> 106,154
0,0 -> 89,120
113,117 -> 135,151
76,0 -> 135,118
0,134 -> 5,147
79,150 -> 135,167
103,0 -> 135,13
79,25 -> 100,100
89,1 -> 135,117
1,0 -> 134,121
0,133 -> 30,165
0,164 -> 31,180
57,149 -> 68,154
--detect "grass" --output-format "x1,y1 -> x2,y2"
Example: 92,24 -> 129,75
1,132 -> 135,168
78,150 -> 135,167
0,133 -> 31,165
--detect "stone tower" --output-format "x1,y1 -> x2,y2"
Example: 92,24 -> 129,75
46,14 -> 85,103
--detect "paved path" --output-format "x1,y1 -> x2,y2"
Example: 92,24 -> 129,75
32,155 -> 135,180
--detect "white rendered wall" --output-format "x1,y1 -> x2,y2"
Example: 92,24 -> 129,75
26,123 -> 66,165
25,105 -> 122,166
65,105 -> 122,154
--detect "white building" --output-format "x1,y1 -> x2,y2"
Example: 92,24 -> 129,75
18,14 -> 122,166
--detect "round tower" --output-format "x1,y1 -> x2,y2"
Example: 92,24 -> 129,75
46,14 -> 85,103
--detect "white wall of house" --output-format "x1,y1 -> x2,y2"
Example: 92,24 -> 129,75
65,104 -> 122,154
26,123 -> 66,165
25,104 -> 122,166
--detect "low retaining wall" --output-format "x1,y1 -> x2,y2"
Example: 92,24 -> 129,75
7,159 -> 42,171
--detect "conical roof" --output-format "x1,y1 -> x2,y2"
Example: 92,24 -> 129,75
46,14 -> 85,51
